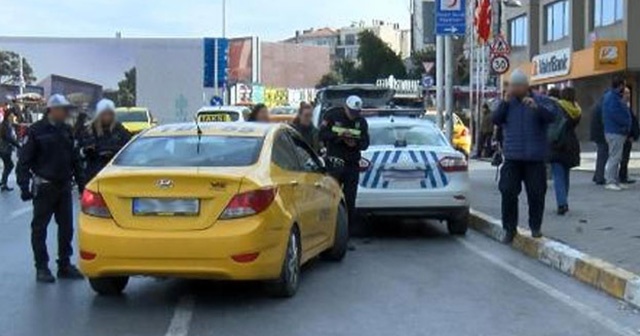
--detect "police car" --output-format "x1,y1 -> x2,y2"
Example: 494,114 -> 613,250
357,112 -> 470,235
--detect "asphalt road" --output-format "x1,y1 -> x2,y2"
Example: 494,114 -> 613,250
0,177 -> 639,336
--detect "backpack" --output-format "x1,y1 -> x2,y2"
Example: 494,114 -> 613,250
547,101 -> 569,146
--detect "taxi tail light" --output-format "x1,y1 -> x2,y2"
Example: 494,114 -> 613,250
81,190 -> 112,218
220,188 -> 277,219
439,156 -> 468,172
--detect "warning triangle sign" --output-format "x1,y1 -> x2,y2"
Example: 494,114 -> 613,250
490,36 -> 511,56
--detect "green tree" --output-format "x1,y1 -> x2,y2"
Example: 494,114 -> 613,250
115,67 -> 136,107
334,59 -> 358,84
316,72 -> 342,89
355,31 -> 406,83
0,51 -> 36,85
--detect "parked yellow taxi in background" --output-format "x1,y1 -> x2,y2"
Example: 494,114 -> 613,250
425,112 -> 472,158
115,107 -> 156,134
79,122 -> 347,298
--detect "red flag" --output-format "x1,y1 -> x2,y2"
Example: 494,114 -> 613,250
475,0 -> 492,44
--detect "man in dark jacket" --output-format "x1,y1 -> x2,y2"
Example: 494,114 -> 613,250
17,94 -> 85,283
492,70 -> 556,243
602,76 -> 632,191
590,99 -> 607,185
319,96 -> 369,236
619,86 -> 639,184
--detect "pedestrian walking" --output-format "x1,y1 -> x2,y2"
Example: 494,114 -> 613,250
292,102 -> 320,152
16,94 -> 85,283
81,99 -> 131,182
0,108 -> 21,192
476,103 -> 494,158
619,86 -> 639,184
492,70 -> 557,243
548,87 -> 581,215
602,76 -> 633,191
590,98 -> 607,185
319,95 -> 369,237
247,104 -> 270,123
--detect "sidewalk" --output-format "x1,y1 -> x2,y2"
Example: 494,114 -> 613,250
469,159 -> 640,275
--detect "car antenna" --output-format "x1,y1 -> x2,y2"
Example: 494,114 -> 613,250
194,117 -> 203,154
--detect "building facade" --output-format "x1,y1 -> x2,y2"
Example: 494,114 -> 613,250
504,0 -> 639,139
285,20 -> 411,63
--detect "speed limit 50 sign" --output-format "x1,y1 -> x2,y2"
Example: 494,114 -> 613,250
491,55 -> 510,75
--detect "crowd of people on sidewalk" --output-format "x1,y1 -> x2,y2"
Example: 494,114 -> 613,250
490,71 -> 638,244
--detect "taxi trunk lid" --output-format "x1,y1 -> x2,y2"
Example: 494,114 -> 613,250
97,168 -> 247,231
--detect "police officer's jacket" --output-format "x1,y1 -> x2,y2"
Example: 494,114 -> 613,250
17,118 -> 85,191
319,108 -> 370,166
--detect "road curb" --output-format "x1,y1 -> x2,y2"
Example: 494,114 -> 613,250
469,209 -> 640,308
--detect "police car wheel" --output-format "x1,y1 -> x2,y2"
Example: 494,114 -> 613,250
266,227 -> 301,298
447,210 -> 469,236
322,204 -> 349,262
89,276 -> 129,296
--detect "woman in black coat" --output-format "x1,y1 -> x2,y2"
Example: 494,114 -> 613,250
0,108 -> 20,192
549,87 -> 581,215
81,99 -> 131,182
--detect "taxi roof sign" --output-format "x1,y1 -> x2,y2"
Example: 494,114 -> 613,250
490,35 -> 511,56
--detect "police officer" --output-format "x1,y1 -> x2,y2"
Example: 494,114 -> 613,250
319,95 -> 369,236
17,94 -> 85,283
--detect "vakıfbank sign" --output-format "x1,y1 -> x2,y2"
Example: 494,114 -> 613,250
531,48 -> 571,81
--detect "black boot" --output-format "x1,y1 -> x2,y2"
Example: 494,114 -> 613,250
0,185 -> 13,192
502,230 -> 517,244
36,268 -> 56,283
57,264 -> 84,280
531,230 -> 543,239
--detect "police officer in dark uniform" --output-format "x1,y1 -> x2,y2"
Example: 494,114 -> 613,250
319,95 -> 369,237
17,94 -> 85,283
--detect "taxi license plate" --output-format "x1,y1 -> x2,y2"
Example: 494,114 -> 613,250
198,114 -> 231,122
133,198 -> 200,216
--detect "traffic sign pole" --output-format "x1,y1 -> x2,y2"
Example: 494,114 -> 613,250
436,35 -> 444,130
445,35 -> 454,142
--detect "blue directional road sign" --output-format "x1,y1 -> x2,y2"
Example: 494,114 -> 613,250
435,0 -> 467,36
203,38 -> 229,88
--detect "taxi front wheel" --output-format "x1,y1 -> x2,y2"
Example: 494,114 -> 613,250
89,276 -> 129,296
321,204 -> 348,262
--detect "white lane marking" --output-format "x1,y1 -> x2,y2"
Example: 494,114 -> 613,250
458,238 -> 638,336
9,206 -> 32,220
165,295 -> 195,336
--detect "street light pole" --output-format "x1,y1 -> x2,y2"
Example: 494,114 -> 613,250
222,0 -> 227,38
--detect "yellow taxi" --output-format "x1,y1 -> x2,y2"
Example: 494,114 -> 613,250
79,122 -> 347,297
115,107 -> 156,134
425,112 -> 472,158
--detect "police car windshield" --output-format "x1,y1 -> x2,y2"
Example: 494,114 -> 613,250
369,124 -> 448,147
117,111 -> 148,123
113,135 -> 263,167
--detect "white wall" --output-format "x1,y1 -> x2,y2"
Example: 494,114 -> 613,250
135,39 -> 215,124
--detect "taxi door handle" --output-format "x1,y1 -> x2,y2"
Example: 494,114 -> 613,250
290,181 -> 300,187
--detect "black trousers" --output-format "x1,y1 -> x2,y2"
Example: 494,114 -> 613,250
499,160 -> 547,233
620,140 -> 633,182
330,166 -> 359,235
0,151 -> 13,186
593,142 -> 608,184
31,182 -> 74,270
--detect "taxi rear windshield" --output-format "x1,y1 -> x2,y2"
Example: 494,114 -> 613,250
197,111 -> 240,122
369,124 -> 448,147
114,136 -> 263,167
117,111 -> 148,122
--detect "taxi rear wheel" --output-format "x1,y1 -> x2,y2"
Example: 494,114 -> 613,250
322,204 -> 349,262
447,210 -> 469,236
89,276 -> 129,296
266,227 -> 301,298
